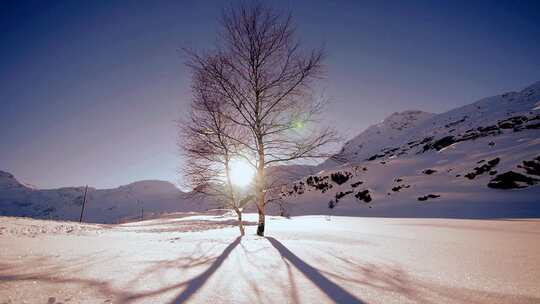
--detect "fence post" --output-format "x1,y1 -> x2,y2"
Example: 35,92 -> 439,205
79,185 -> 88,223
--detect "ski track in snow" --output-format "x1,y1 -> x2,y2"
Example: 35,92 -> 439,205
1,213 -> 539,304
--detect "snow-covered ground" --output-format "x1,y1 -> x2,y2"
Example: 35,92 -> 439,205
1,212 -> 539,304
1,81 -> 539,303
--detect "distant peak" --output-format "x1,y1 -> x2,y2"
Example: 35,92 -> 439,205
126,179 -> 176,186
0,170 -> 15,179
0,170 -> 26,189
392,110 -> 429,115
118,179 -> 181,193
521,80 -> 540,93
385,110 -> 433,120
379,110 -> 435,126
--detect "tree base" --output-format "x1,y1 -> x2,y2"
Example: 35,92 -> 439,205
256,222 -> 265,236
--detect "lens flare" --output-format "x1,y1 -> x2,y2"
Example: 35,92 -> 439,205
229,158 -> 255,187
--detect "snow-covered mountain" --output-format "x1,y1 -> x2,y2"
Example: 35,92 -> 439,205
319,110 -> 435,169
3,81 -> 540,222
272,80 -> 540,218
0,172 -> 213,223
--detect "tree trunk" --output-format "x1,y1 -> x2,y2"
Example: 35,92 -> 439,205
234,207 -> 245,236
256,204 -> 265,236
255,131 -> 266,236
255,152 -> 266,236
224,158 -> 246,237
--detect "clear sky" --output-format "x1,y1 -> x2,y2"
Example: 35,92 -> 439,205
1,0 -> 539,189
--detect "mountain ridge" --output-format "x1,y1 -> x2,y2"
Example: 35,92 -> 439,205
0,171 -> 212,223
2,80 -> 540,221
272,79 -> 540,218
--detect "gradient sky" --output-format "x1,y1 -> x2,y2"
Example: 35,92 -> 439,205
1,0 -> 539,189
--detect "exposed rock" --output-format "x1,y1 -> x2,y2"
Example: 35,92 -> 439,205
423,169 -> 437,175
330,171 -> 352,185
465,157 -> 500,180
445,116 -> 467,128
335,190 -> 353,202
350,181 -> 363,188
306,176 -> 332,193
423,136 -> 456,151
477,125 -> 499,132
520,156 -> 540,176
488,171 -> 539,189
355,190 -> 372,203
367,154 -> 385,161
418,194 -> 441,201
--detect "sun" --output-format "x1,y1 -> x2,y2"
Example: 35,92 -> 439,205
228,158 -> 255,187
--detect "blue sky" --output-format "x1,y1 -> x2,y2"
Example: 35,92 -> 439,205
1,0 -> 539,188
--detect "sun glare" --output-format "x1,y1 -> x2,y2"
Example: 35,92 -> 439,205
229,158 -> 255,187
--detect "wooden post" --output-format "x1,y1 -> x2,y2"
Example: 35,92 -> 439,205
141,207 -> 144,220
79,185 -> 88,223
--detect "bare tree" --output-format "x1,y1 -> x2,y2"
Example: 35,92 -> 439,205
180,64 -> 253,236
185,3 -> 337,236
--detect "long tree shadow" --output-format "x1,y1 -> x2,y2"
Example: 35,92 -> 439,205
266,237 -> 366,304
168,236 -> 241,304
1,238 -> 242,304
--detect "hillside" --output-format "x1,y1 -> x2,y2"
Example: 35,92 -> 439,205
0,173 -> 212,223
273,81 -> 540,218
319,110 -> 435,169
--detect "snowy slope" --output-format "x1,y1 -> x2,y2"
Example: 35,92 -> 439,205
273,80 -> 540,218
1,213 -> 539,304
265,164 -> 319,186
319,110 -> 435,169
0,173 -> 215,223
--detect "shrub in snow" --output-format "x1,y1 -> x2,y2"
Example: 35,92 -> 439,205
330,171 -> 352,185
